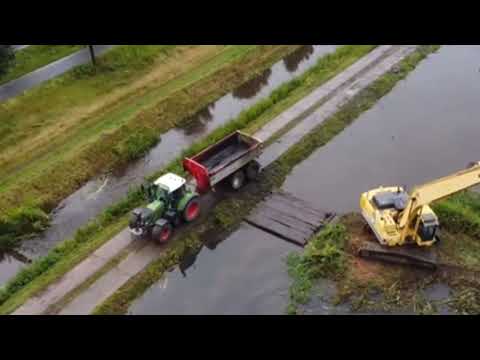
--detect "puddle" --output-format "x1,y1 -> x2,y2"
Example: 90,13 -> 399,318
3,45 -> 338,285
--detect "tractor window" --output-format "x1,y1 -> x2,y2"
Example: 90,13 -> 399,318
171,186 -> 185,203
145,185 -> 157,202
156,187 -> 168,201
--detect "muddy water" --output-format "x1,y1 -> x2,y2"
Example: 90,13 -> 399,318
128,223 -> 296,315
0,255 -> 24,285
130,46 -> 479,315
0,46 -> 337,286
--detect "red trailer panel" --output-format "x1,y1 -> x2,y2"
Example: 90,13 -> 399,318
183,158 -> 211,194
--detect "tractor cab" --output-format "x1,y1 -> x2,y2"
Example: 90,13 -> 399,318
153,173 -> 187,208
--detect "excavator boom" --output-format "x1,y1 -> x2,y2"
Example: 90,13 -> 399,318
399,162 -> 480,229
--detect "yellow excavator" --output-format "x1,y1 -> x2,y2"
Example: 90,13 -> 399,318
359,161 -> 480,269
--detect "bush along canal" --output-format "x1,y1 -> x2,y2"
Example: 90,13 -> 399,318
4,45 -> 384,315
0,45 -> 324,285
87,45 -> 433,316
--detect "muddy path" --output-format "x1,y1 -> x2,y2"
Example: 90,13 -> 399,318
129,46 -> 480,315
0,46 -> 338,286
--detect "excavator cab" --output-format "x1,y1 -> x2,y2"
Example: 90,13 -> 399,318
417,212 -> 439,243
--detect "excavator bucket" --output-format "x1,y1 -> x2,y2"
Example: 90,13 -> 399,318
358,241 -> 438,271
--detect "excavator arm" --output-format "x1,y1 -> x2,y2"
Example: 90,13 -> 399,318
398,161 -> 480,234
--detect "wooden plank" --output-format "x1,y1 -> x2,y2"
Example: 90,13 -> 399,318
262,196 -> 324,221
264,196 -> 326,226
245,214 -> 310,247
244,191 -> 334,247
273,191 -> 329,217
246,213 -> 312,242
260,203 -> 324,229
254,205 -> 319,235
269,193 -> 328,218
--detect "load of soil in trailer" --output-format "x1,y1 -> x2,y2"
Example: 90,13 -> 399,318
202,137 -> 251,173
184,131 -> 262,193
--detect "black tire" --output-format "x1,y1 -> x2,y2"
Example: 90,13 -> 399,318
230,170 -> 246,190
183,197 -> 201,223
152,222 -> 173,244
246,161 -> 260,181
129,213 -> 139,229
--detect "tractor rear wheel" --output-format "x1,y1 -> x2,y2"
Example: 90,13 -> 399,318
152,222 -> 173,244
183,197 -> 201,223
230,170 -> 245,190
246,161 -> 260,181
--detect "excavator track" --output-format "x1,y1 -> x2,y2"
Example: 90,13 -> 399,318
358,241 -> 438,271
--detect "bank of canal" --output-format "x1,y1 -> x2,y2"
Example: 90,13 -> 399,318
128,46 -> 479,315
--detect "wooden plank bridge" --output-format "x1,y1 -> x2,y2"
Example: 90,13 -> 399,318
244,191 -> 335,247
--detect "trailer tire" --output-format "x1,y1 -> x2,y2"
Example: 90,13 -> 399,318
230,170 -> 246,190
246,161 -> 260,181
183,197 -> 201,223
152,222 -> 173,244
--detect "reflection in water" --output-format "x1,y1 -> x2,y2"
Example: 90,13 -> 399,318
232,68 -> 272,100
179,231 -> 225,277
0,250 -> 31,265
129,223 -> 296,315
283,46 -> 315,73
177,103 -> 215,136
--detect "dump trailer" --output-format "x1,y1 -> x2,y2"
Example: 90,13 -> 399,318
129,131 -> 263,244
183,131 -> 263,193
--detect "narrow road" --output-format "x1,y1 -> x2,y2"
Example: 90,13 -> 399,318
12,45 -> 30,52
13,45 -> 417,315
0,45 -> 115,102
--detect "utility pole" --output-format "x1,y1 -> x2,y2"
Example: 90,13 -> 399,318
88,45 -> 96,66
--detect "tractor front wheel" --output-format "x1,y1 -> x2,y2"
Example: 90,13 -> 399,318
183,197 -> 201,223
152,223 -> 173,244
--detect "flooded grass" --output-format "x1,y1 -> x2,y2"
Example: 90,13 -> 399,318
286,224 -> 348,314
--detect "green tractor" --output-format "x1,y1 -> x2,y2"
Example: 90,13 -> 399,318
129,173 -> 201,243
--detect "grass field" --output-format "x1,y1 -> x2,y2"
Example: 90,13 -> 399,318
0,45 -> 85,85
